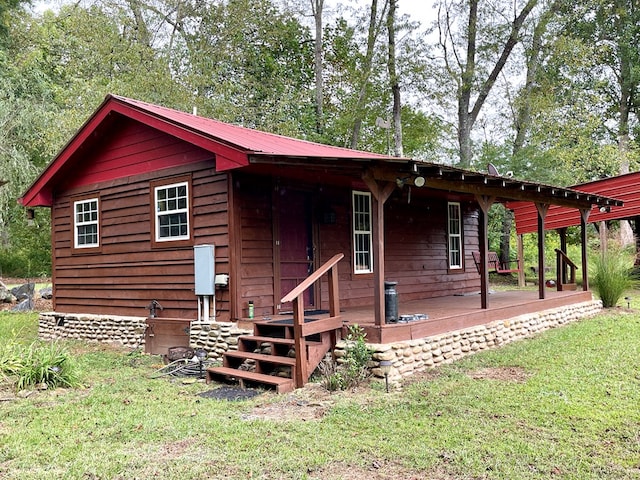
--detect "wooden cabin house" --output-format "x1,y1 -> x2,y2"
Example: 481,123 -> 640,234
20,95 -> 622,391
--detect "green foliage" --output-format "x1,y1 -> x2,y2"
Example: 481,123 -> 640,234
319,324 -> 372,391
3,308 -> 640,478
589,247 -> 635,308
0,333 -> 80,390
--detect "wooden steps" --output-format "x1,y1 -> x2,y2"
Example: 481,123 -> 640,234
205,319 -> 337,394
206,366 -> 295,393
206,329 -> 299,393
224,350 -> 296,366
207,253 -> 344,393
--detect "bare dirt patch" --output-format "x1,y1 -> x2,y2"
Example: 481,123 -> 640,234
468,366 -> 529,382
241,383 -> 336,422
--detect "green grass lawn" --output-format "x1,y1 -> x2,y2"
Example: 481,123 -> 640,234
1,309 -> 640,479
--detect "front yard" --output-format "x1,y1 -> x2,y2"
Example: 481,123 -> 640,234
1,308 -> 639,479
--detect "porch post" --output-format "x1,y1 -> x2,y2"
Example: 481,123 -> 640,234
536,203 -> 549,299
475,195 -> 495,309
517,233 -> 525,287
581,209 -> 590,291
363,171 -> 395,326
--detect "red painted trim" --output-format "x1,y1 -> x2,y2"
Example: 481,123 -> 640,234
19,94 -> 397,207
510,173 -> 638,234
20,96 -> 248,206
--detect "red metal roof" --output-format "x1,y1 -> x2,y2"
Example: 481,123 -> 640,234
111,95 -> 389,160
509,172 -> 639,234
19,94 -> 390,207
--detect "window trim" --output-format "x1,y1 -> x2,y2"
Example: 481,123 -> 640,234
352,190 -> 373,274
150,175 -> 193,249
447,201 -> 463,270
72,195 -> 101,253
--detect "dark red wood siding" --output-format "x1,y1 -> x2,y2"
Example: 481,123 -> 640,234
51,127 -> 230,319
232,174 -> 480,320
235,174 -> 275,319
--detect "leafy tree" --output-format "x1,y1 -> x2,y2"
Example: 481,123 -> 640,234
179,0 -> 315,137
0,0 -> 27,40
433,0 -> 538,168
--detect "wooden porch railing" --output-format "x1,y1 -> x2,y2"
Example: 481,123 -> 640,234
280,253 -> 344,388
555,248 -> 578,291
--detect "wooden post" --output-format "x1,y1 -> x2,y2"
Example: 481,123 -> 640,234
581,209 -> 590,291
363,171 -> 395,326
328,263 -> 340,344
475,195 -> 495,309
292,295 -> 307,388
517,233 -> 525,287
536,203 -> 549,299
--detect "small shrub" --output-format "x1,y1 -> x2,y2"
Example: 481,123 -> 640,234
0,340 -> 80,390
0,339 -> 23,379
318,357 -> 342,392
590,247 -> 635,308
320,324 -> 372,391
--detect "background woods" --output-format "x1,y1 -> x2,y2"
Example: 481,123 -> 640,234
0,0 -> 639,276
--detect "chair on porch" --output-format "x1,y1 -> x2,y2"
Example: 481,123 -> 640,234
472,251 -> 521,275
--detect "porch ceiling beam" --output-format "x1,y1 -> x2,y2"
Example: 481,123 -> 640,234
368,166 -> 601,209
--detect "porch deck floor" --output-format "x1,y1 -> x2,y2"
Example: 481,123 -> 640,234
333,288 -> 594,343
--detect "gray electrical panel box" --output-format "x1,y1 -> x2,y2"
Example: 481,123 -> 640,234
194,244 -> 215,295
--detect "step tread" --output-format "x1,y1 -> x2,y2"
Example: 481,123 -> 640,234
225,350 -> 296,365
240,335 -> 295,345
206,366 -> 294,387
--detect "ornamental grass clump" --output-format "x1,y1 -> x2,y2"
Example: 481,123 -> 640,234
590,247 -> 635,308
0,339 -> 80,390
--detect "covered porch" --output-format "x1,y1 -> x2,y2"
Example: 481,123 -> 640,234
263,287 -> 595,344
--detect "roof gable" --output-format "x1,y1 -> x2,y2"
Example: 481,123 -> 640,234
20,94 -> 388,207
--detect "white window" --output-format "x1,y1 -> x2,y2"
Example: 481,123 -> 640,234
352,191 -> 373,274
155,181 -> 190,241
448,202 -> 463,269
74,198 -> 99,248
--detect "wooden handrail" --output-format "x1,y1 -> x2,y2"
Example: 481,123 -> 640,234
555,249 -> 578,269
555,248 -> 577,288
281,253 -> 344,303
279,253 -> 344,389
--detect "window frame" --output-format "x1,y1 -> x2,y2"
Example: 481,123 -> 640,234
447,201 -> 463,270
352,190 -> 373,274
150,175 -> 193,249
72,195 -> 101,253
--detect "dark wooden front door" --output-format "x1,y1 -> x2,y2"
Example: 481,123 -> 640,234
278,189 -> 315,311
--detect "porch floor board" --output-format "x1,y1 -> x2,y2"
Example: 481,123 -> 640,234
267,289 -> 594,344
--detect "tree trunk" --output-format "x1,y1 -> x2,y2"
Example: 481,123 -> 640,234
457,0 -> 478,167
350,0 -> 389,149
616,3 -> 635,247
127,0 -> 152,47
500,207 -> 513,267
387,0 -> 402,157
311,0 -> 324,134
457,0 -> 538,167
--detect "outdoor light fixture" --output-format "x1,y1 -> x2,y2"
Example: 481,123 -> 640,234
195,349 -> 208,378
599,206 -> 611,213
625,296 -> 631,309
396,176 -> 426,188
379,360 -> 393,393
